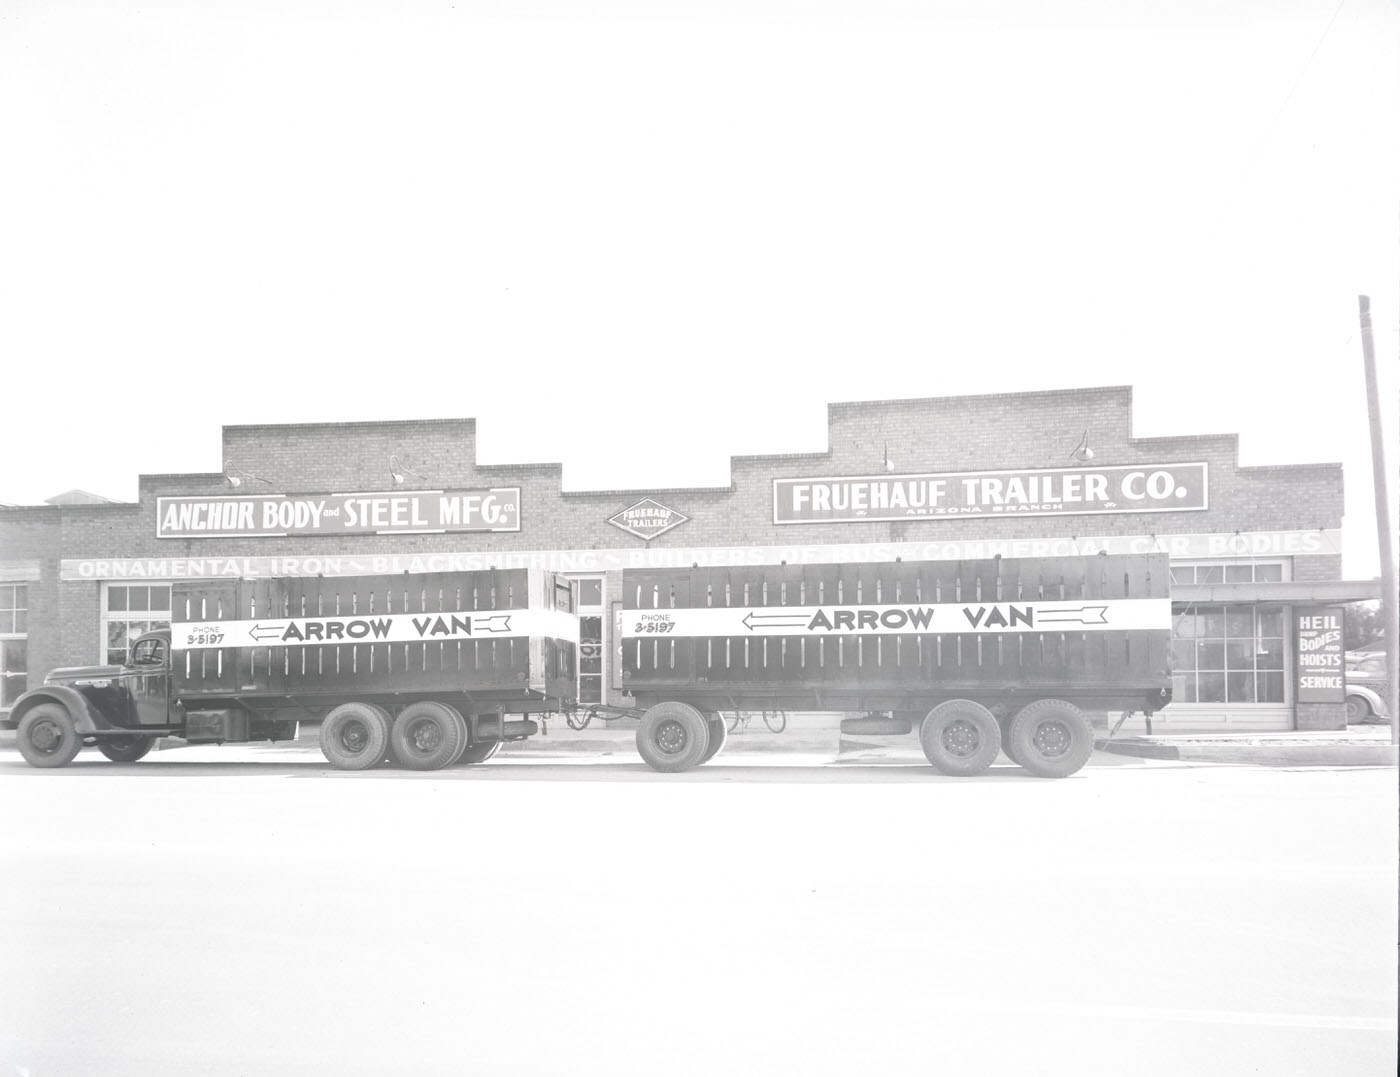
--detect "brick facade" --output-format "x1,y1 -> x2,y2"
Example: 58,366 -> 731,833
0,385 -> 1366,731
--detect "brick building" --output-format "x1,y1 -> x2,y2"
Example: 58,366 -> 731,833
0,385 -> 1380,733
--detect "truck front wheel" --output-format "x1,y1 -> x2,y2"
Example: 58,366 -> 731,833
321,702 -> 392,771
98,735 -> 154,763
390,701 -> 468,770
919,700 -> 1001,776
17,703 -> 84,768
636,701 -> 710,772
1008,698 -> 1094,779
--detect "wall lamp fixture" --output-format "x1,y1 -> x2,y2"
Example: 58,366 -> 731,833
1068,431 -> 1094,463
390,454 -> 428,486
223,461 -> 272,488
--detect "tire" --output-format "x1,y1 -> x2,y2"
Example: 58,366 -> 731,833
763,709 -> 787,733
919,699 -> 1001,776
390,701 -> 468,771
98,735 -> 155,763
839,715 -> 913,736
17,703 -> 84,768
1008,698 -> 1095,779
320,701 -> 392,771
698,713 -> 727,764
1345,696 -> 1374,724
636,701 -> 711,773
998,714 -> 1022,765
457,739 -> 502,765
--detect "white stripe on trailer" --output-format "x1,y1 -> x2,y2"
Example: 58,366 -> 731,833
621,598 -> 1170,638
172,607 -> 579,650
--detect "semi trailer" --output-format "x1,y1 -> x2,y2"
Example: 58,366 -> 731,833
5,569 -> 579,770
619,553 -> 1173,778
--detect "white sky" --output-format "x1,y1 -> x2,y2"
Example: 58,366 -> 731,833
1,0 -> 1397,577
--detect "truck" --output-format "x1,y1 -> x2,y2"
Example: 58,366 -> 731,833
617,553 -> 1172,778
5,569 -> 579,770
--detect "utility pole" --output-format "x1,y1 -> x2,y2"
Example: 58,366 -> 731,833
1358,295 -> 1399,746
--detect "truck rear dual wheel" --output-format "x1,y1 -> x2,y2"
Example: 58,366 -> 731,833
698,712 -> 727,764
98,735 -> 155,763
636,701 -> 711,772
390,701 -> 468,770
919,700 -> 1001,776
320,702 -> 392,771
17,703 -> 84,768
1007,699 -> 1095,779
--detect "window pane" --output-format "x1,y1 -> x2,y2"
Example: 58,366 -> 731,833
1255,564 -> 1283,582
1199,609 -> 1225,638
1225,641 -> 1256,669
128,587 -> 149,612
1258,672 -> 1285,703
108,587 -> 128,612
14,585 -> 26,609
1170,566 -> 1196,585
1172,612 -> 1197,639
1197,642 -> 1225,670
108,621 -> 128,648
107,649 -> 127,666
1225,607 -> 1254,637
0,586 -> 12,608
1197,672 -> 1225,702
1176,676 -> 1197,703
12,611 -> 24,633
577,580 -> 603,606
0,612 -> 12,634
1225,565 -> 1252,583
3,640 -> 26,672
149,585 -> 171,611
1227,672 -> 1256,702
1171,639 -> 1196,670
1255,642 -> 1284,670
1257,607 -> 1283,636
1197,566 -> 1223,584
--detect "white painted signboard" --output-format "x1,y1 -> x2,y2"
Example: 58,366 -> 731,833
620,598 -> 1170,638
173,607 -> 579,650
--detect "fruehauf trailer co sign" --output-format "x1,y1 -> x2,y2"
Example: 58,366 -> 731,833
156,488 -> 520,538
774,464 -> 1208,524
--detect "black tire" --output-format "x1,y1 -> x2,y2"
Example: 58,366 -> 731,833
698,713 -> 727,764
1345,696 -> 1374,724
98,735 -> 155,763
919,699 -> 1001,776
998,713 -> 1022,765
763,709 -> 787,733
320,701 -> 392,771
457,739 -> 502,765
839,715 -> 913,736
636,701 -> 711,773
17,703 -> 84,768
1008,698 -> 1095,779
390,701 -> 468,771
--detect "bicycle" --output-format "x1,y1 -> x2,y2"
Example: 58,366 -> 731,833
724,708 -> 787,734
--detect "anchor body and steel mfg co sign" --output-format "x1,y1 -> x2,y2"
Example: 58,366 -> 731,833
773,463 -> 1209,524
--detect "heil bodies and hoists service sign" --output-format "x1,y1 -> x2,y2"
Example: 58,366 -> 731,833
773,464 -> 1209,524
157,489 -> 521,538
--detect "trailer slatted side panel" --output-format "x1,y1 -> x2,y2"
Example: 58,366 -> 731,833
622,555 -> 1171,703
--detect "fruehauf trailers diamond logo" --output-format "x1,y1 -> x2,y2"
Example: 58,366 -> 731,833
607,498 -> 689,542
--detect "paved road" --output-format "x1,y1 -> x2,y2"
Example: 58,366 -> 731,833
0,751 -> 1395,1077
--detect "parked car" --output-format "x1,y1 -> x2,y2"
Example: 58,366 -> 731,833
1344,652 -> 1391,724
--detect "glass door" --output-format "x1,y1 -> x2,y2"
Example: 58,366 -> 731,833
572,576 -> 605,705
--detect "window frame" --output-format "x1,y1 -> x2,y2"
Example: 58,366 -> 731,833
101,583 -> 173,667
0,584 -> 28,712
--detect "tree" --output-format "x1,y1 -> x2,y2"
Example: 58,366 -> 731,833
1344,601 -> 1384,651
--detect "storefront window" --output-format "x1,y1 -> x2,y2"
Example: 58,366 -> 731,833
103,584 -> 172,666
0,585 -> 26,711
1170,562 -> 1285,585
1172,603 -> 1285,703
571,576 -> 604,705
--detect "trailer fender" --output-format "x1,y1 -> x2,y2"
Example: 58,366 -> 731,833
6,686 -> 114,734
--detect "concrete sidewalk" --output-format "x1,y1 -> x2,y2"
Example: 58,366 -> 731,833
1094,726 -> 1398,767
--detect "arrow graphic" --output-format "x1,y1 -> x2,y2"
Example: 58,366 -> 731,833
248,623 -> 285,641
473,614 -> 513,633
742,611 -> 812,632
1036,606 -> 1109,625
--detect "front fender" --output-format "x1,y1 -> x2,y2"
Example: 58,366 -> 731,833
1345,684 -> 1389,717
5,686 -> 117,734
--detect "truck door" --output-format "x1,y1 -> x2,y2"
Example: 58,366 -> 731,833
129,635 -> 171,727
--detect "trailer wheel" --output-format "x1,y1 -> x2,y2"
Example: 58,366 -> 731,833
457,739 -> 502,765
698,712 -> 727,764
636,701 -> 711,772
390,701 -> 468,771
17,704 -> 84,768
919,700 -> 1001,776
320,702 -> 392,771
98,735 -> 154,763
998,713 -> 1022,766
1008,698 -> 1094,779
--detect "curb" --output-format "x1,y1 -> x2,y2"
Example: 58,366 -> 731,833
1096,738 -> 1399,767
